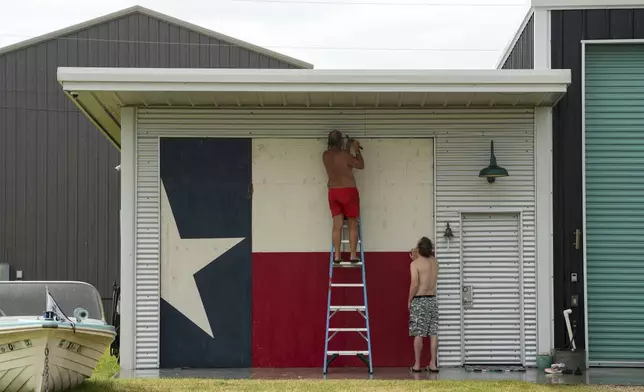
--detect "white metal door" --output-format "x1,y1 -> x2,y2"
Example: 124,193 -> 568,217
461,212 -> 524,365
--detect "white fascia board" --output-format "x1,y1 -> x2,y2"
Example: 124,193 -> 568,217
60,82 -> 570,94
532,0 -> 644,9
496,7 -> 535,69
58,68 -> 571,94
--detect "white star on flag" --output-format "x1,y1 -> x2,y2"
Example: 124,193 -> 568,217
160,182 -> 244,338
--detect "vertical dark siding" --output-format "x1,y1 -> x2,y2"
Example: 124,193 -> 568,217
551,8 -> 644,350
0,11 -> 302,319
502,15 -> 534,69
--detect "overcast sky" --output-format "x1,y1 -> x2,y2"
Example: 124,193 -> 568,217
0,0 -> 530,69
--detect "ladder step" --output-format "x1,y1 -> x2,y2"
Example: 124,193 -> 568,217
330,306 -> 366,311
340,240 -> 361,244
329,328 -> 367,332
327,351 -> 369,356
333,262 -> 362,268
330,283 -> 364,287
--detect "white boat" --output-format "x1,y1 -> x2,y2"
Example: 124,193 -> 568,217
0,281 -> 117,392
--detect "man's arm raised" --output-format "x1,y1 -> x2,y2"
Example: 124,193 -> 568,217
349,140 -> 364,170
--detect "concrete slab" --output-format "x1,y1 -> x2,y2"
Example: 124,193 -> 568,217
115,367 -> 644,385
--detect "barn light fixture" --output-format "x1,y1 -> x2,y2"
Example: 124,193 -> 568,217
444,223 -> 454,239
444,222 -> 455,251
479,140 -> 508,184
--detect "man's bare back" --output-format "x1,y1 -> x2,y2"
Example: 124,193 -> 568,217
323,149 -> 362,188
408,237 -> 439,372
410,256 -> 438,296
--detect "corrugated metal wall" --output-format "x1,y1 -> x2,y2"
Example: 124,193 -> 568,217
550,8 -> 644,350
135,107 -> 536,368
434,112 -> 536,367
584,43 -> 644,366
501,14 -> 534,70
0,11 -> 299,320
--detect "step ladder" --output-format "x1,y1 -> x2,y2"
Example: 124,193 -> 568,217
323,218 -> 373,374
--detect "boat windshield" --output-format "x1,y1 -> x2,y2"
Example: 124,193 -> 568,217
0,281 -> 105,321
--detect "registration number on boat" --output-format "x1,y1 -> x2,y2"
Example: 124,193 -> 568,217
58,339 -> 84,354
0,339 -> 33,354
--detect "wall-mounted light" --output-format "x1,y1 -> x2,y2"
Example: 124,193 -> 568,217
478,140 -> 508,184
444,223 -> 454,239
444,222 -> 455,251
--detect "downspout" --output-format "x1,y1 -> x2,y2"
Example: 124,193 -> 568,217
563,309 -> 576,351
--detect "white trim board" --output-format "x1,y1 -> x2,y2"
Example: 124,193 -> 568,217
533,8 -> 551,70
532,0 -> 644,9
0,5 -> 312,69
534,106 -> 554,355
119,107 -> 137,370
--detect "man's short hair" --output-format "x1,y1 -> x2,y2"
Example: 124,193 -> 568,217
328,129 -> 343,149
417,237 -> 433,258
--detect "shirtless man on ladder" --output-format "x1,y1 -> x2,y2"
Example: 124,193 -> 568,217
323,130 -> 364,263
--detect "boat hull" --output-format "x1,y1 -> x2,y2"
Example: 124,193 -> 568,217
0,324 -> 115,392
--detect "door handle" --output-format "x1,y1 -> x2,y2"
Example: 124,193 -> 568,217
247,183 -> 254,199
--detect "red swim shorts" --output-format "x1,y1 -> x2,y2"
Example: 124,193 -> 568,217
328,187 -> 360,218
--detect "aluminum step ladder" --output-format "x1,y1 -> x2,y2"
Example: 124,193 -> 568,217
323,218 -> 373,374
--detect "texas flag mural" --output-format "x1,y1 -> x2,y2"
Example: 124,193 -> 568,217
159,137 -> 434,368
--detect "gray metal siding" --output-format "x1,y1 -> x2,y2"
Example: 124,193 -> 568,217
502,15 -> 534,70
0,11 -> 299,318
551,8 -> 644,351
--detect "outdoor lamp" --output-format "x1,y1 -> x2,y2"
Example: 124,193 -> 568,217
479,140 -> 509,184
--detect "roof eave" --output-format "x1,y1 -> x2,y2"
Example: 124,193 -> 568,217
57,67 -> 572,86
58,68 -> 571,149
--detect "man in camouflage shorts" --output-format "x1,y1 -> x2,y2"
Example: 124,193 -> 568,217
409,296 -> 438,337
408,237 -> 439,373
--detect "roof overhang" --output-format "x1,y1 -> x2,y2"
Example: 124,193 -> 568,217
58,67 -> 571,149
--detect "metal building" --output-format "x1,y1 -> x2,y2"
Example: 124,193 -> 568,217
58,67 -> 570,369
498,0 -> 644,367
0,6 -> 311,316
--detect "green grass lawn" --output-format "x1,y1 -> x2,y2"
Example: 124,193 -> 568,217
76,353 -> 643,392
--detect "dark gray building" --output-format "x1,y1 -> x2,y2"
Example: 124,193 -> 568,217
498,0 -> 644,368
0,6 -> 311,317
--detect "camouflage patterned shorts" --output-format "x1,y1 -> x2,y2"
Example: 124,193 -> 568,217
409,295 -> 438,337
